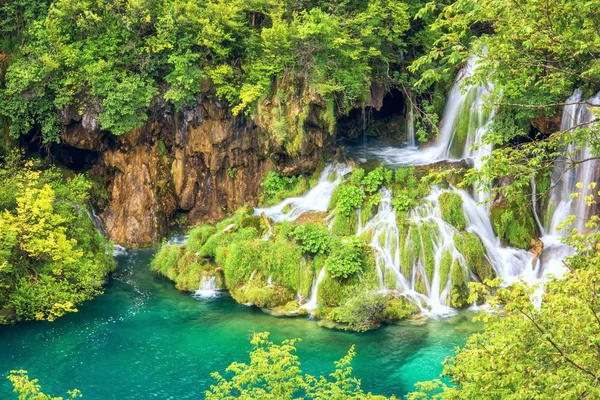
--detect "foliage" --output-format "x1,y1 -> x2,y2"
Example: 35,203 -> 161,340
331,185 -> 366,217
438,192 -> 466,230
490,197 -> 537,250
330,289 -> 414,332
261,171 -> 308,205
206,332 -> 394,399
362,167 -> 385,194
325,237 -> 365,279
7,370 -> 81,400
292,223 -> 331,255
1,0 -> 413,143
0,156 -> 115,323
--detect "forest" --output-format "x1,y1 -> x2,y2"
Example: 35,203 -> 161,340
1,0 -> 600,399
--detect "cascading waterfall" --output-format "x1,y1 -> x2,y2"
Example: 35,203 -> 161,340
547,89 -> 600,235
193,276 -> 220,298
302,267 -> 326,312
533,89 -> 600,282
406,93 -> 417,148
254,163 -> 352,223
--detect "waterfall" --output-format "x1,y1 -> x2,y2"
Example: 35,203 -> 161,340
406,93 -> 417,148
167,233 -> 189,246
532,89 -> 600,282
302,267 -> 326,312
547,89 -> 600,235
254,163 -> 352,222
88,204 -> 108,237
193,276 -> 220,298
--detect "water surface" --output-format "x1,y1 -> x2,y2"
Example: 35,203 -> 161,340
0,250 -> 479,399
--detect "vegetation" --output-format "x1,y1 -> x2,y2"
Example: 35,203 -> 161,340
7,370 -> 81,400
438,192 -> 466,230
0,154 -> 114,323
1,0 -> 414,146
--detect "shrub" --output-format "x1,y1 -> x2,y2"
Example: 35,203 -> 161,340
186,225 -> 217,253
331,185 -> 365,216
292,223 -> 331,255
349,168 -> 365,186
330,289 -> 397,331
362,167 -> 385,194
325,237 -> 365,279
439,192 -> 467,230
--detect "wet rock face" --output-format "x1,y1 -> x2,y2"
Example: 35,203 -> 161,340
61,91 -> 328,246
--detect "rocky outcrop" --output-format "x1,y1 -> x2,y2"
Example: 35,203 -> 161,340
60,87 -> 330,246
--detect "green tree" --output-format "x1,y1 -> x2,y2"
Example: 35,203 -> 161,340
206,331 -> 394,399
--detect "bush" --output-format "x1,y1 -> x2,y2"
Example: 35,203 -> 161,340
324,237 -> 365,279
439,192 -> 467,230
0,158 -> 115,323
186,225 -> 217,252
330,185 -> 365,216
292,223 -> 331,255
331,292 -> 386,331
362,167 -> 385,194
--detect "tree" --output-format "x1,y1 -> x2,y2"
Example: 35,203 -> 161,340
206,332 -> 394,399
0,154 -> 115,323
7,370 -> 81,400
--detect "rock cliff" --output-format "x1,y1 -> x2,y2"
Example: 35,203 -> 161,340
60,88 -> 330,246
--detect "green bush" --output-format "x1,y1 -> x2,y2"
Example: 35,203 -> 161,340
0,158 -> 115,323
292,223 -> 331,255
362,167 -> 385,194
186,225 -> 217,253
439,192 -> 467,230
324,237 -> 365,279
330,185 -> 365,216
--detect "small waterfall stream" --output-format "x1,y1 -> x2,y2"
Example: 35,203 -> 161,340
254,163 -> 352,223
193,276 -> 220,298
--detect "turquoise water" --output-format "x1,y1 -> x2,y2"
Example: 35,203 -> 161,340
0,250 -> 479,399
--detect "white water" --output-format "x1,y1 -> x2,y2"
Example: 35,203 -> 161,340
406,93 -> 417,148
167,233 -> 189,246
547,89 -> 600,235
533,89 -> 600,283
302,267 -> 326,312
193,276 -> 220,298
254,163 -> 352,222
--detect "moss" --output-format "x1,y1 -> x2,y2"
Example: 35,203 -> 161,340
384,297 -> 418,320
361,248 -> 380,289
317,273 -> 359,307
439,250 -> 453,294
384,269 -> 397,290
490,197 -> 537,249
420,225 -> 436,283
268,239 -> 303,291
332,212 -> 357,236
454,232 -> 494,282
299,257 -> 317,298
233,276 -> 295,308
450,263 -> 469,308
449,86 -> 478,158
223,239 -> 268,289
415,274 -> 428,295
186,225 -> 217,253
439,192 -> 467,230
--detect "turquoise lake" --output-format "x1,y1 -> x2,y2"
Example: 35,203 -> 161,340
0,249 -> 479,399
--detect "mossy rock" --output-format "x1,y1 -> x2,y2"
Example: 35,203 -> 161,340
490,197 -> 538,250
454,232 -> 495,282
450,263 -> 469,308
317,273 -> 359,307
384,297 -> 419,320
332,212 -> 357,236
439,192 -> 467,230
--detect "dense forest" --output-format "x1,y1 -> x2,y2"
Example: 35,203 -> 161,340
2,0 -> 600,399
